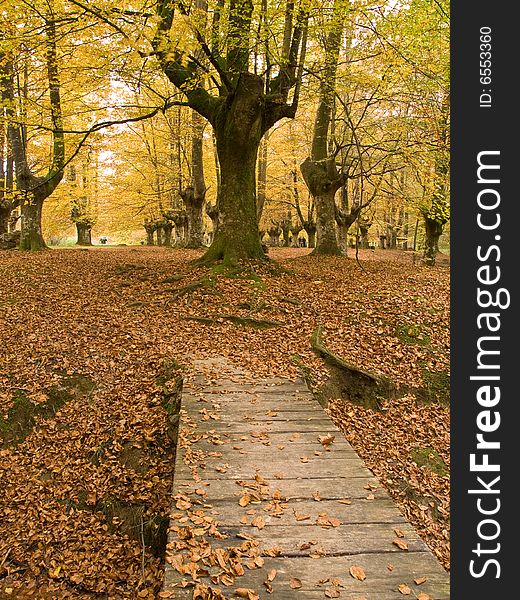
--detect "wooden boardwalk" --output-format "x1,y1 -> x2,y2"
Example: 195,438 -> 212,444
163,358 -> 449,599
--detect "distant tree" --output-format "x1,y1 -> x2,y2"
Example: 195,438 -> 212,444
1,12 -> 65,250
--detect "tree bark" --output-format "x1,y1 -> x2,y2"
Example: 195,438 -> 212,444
76,222 -> 92,246
19,197 -> 46,250
422,217 -> 443,266
0,202 -> 10,235
301,158 -> 343,255
200,74 -> 266,263
182,109 -> 206,248
162,221 -> 173,246
144,224 -> 155,246
305,223 -> 316,248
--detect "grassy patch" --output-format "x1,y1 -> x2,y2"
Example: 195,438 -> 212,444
418,368 -> 450,405
1,375 -> 95,447
410,446 -> 449,477
395,323 -> 430,346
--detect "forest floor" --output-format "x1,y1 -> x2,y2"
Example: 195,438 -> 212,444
0,246 -> 449,599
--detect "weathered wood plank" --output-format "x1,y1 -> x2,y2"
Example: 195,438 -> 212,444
174,456 -> 374,480
174,476 -> 385,501
165,552 -> 449,599
169,496 -> 407,526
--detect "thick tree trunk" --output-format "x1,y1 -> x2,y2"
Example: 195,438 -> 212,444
76,223 -> 92,246
145,229 -> 155,245
314,190 -> 342,255
182,190 -> 204,248
337,223 -> 348,255
423,217 -> 443,266
200,74 -> 265,264
162,222 -> 173,246
182,110 -> 206,248
305,225 -> 316,248
300,158 -> 343,255
156,226 -> 164,246
19,197 -> 46,250
359,226 -> 370,248
0,202 -> 10,235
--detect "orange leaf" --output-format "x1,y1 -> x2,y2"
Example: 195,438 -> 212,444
398,584 -> 412,595
349,565 -> 366,581
393,538 -> 409,551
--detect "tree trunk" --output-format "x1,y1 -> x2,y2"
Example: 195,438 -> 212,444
200,74 -> 265,264
422,217 -> 443,266
314,189 -> 342,255
359,225 -> 370,248
0,202 -> 10,236
156,226 -> 164,246
162,222 -> 173,246
145,229 -> 155,245
337,223 -> 348,254
19,196 -> 46,250
182,110 -> 206,248
182,190 -> 204,248
304,224 -> 316,248
76,223 -> 92,246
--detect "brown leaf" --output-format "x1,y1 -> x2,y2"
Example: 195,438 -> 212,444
267,569 -> 277,582
349,565 -> 366,581
318,434 -> 335,447
251,515 -> 265,529
393,538 -> 409,551
290,578 -> 302,589
294,511 -> 311,521
417,594 -> 431,600
414,576 -> 427,585
239,494 -> 251,507
325,589 -> 340,598
398,584 -> 412,595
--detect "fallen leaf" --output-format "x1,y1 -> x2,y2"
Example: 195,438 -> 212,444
290,578 -> 302,589
393,538 -> 409,551
398,584 -> 412,595
349,566 -> 366,581
318,434 -> 335,447
251,515 -> 265,529
294,511 -> 311,521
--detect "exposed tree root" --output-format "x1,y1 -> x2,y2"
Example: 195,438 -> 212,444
311,324 -> 394,410
182,314 -> 284,329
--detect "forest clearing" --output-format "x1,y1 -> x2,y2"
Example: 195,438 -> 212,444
0,247 -> 449,598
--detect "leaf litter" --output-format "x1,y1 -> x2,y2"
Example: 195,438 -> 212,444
0,247 -> 449,596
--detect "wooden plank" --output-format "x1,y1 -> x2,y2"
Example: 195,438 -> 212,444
183,418 -> 341,434
167,521 -> 429,555
169,496 -> 406,526
174,456 -> 373,480
165,552 -> 449,599
179,429 -> 355,448
174,476 -> 384,501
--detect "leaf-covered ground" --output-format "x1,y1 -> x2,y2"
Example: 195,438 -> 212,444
0,247 -> 449,598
